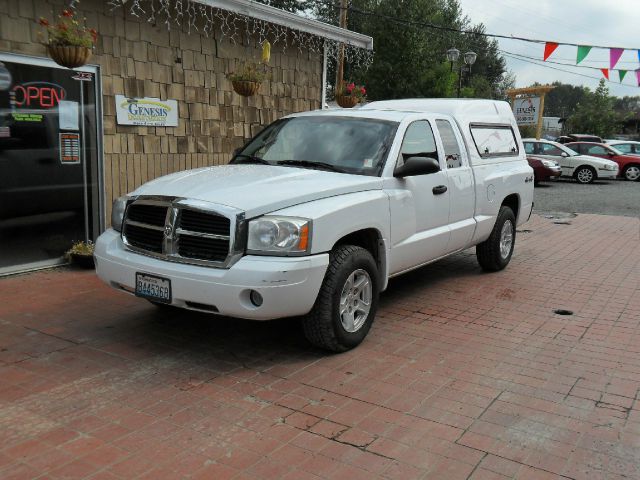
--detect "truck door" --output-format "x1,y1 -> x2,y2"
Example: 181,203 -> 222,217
435,119 -> 475,252
386,120 -> 451,274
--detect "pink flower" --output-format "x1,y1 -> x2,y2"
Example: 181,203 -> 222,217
39,17 -> 50,26
62,9 -> 74,17
360,87 -> 366,95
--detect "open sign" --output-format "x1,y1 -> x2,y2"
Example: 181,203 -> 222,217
12,81 -> 67,109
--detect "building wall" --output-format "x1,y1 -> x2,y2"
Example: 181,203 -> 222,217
0,0 -> 323,222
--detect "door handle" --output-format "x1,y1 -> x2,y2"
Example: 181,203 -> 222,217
432,185 -> 448,195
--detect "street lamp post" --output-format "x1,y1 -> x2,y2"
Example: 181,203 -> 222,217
446,49 -> 477,97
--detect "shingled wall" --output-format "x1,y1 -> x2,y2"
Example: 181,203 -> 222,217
0,0 -> 323,223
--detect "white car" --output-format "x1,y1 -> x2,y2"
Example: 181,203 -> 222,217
96,99 -> 534,352
523,139 -> 619,184
605,140 -> 640,156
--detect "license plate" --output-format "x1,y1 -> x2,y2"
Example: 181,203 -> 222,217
135,273 -> 171,303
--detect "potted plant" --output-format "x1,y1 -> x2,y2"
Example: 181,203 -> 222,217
227,41 -> 271,97
38,5 -> 97,69
66,240 -> 95,268
335,81 -> 366,108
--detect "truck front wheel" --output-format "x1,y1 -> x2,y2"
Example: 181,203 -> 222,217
476,206 -> 516,272
302,245 -> 379,352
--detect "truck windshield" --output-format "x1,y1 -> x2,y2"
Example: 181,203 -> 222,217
233,116 -> 398,176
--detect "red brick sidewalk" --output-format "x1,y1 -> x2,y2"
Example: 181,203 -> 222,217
0,214 -> 639,480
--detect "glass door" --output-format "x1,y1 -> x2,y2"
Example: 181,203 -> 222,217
0,56 -> 101,275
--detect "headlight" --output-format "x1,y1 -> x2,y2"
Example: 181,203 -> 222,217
247,216 -> 311,255
111,196 -> 128,232
541,160 -> 557,167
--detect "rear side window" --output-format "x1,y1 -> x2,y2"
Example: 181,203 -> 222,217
524,142 -> 534,154
613,143 -> 631,154
470,124 -> 518,158
436,119 -> 463,168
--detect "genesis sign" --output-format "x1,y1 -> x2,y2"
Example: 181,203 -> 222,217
115,95 -> 178,127
513,96 -> 540,125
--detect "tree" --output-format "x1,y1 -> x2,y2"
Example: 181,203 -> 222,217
255,0 -> 508,100
530,81 -> 590,118
566,80 -> 623,138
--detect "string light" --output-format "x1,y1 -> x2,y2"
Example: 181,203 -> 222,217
95,0 -> 373,69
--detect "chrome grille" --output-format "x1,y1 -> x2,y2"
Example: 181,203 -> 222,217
121,196 -> 243,268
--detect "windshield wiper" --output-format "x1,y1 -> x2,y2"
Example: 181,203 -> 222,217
277,160 -> 347,173
231,154 -> 270,165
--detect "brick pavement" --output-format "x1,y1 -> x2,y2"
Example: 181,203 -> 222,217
0,213 -> 639,480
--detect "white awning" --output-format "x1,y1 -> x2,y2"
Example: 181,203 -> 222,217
194,0 -> 373,50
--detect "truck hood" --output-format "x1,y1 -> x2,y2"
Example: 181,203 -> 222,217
131,164 -> 383,218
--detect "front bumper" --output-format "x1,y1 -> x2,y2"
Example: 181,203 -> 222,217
598,168 -> 618,179
95,229 -> 329,320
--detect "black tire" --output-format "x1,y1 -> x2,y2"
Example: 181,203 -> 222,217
623,164 -> 640,181
302,245 -> 379,352
476,206 -> 516,272
574,166 -> 596,184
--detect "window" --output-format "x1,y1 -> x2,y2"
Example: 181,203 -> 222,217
613,143 -> 632,154
586,145 -> 608,155
436,119 -> 462,168
540,143 -> 563,155
397,121 -> 438,166
470,124 -> 518,157
524,142 -> 535,154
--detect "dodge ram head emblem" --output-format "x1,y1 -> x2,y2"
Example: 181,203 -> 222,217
164,224 -> 173,238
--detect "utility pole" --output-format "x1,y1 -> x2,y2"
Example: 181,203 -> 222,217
335,0 -> 348,92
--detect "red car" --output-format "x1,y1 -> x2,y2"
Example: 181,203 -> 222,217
527,155 -> 561,184
566,142 -> 640,181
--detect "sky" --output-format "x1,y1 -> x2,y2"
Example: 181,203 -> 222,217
456,0 -> 640,97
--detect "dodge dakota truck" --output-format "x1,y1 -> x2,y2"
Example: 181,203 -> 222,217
95,99 -> 534,352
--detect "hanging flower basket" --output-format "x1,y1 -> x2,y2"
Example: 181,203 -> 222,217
47,45 -> 93,69
335,95 -> 360,108
38,7 -> 97,69
231,80 -> 261,97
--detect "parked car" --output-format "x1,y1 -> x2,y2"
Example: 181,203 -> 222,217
95,99 -> 534,352
522,138 -> 618,184
556,133 -> 603,144
526,154 -> 561,184
605,140 -> 640,156
566,142 -> 640,181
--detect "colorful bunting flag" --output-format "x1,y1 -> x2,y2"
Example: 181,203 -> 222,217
618,70 -> 627,82
600,68 -> 609,80
543,42 -> 559,61
576,46 -> 592,64
610,48 -> 624,69
637,70 -> 640,86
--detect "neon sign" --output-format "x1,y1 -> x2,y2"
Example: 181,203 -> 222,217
12,81 -> 67,109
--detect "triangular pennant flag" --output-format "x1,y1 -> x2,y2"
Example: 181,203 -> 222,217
637,70 -> 640,87
601,68 -> 609,80
543,42 -> 559,61
618,70 -> 628,82
610,48 -> 624,69
576,46 -> 592,64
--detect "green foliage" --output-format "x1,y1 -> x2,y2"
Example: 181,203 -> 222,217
255,0 -> 507,100
518,125 -> 537,139
565,80 -> 624,138
38,8 -> 97,48
227,63 -> 269,83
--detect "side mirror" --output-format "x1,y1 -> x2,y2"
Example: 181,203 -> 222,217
394,156 -> 440,177
560,152 -> 568,158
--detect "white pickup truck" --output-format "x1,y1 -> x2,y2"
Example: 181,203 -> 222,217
96,99 -> 534,352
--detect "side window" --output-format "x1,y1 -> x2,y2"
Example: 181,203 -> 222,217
470,124 -> 518,157
569,144 -> 582,154
524,142 -> 534,154
614,143 -> 631,154
541,143 -> 562,155
436,119 -> 463,168
587,145 -> 607,155
398,120 -> 438,166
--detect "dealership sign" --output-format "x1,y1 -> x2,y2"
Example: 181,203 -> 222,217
115,95 -> 178,126
513,96 -> 540,125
